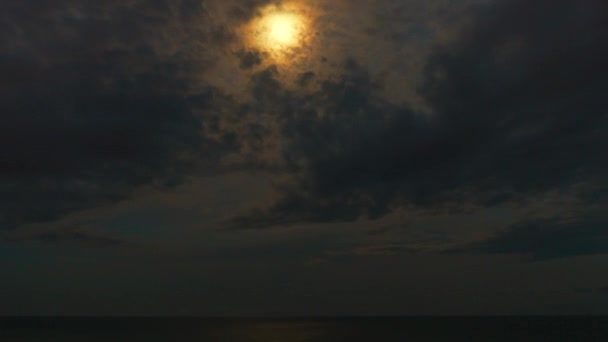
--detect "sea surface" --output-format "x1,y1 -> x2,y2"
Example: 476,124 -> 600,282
1,317 -> 607,341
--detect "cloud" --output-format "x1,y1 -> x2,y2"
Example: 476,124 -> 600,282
226,0 -> 272,22
3,0 -> 607,234
233,0 -> 608,228
236,49 -> 265,69
2,225 -> 128,248
450,216 -> 608,260
420,0 -> 608,195
0,0 -> 252,230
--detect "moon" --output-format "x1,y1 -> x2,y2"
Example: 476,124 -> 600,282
245,3 -> 311,55
266,13 -> 301,47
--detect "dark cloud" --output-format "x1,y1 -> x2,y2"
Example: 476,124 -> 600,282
236,49 -> 264,70
352,244 -> 419,256
576,186 -> 608,204
420,0 -> 608,192
451,217 -> 608,260
179,0 -> 207,19
0,0 -> 239,230
231,59 -> 410,227
227,0 -> 272,22
2,226 -> 127,248
3,0 -> 607,235
234,0 -> 608,228
296,72 -> 315,87
207,24 -> 238,46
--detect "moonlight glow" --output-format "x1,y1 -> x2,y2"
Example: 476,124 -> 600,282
244,3 -> 312,57
269,14 -> 300,46
261,12 -> 304,49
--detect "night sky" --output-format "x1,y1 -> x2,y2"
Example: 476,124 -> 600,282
1,0 -> 608,316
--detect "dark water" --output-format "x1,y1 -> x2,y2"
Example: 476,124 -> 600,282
1,317 -> 607,341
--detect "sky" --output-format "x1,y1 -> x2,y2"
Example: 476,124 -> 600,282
1,0 -> 607,316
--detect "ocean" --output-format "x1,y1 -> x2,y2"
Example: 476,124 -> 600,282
1,317 -> 607,341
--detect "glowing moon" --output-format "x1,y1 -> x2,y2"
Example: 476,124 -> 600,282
266,13 -> 300,47
259,11 -> 305,50
245,4 -> 310,54
241,2 -> 316,67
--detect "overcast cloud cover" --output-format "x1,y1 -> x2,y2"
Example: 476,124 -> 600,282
1,0 -> 608,315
